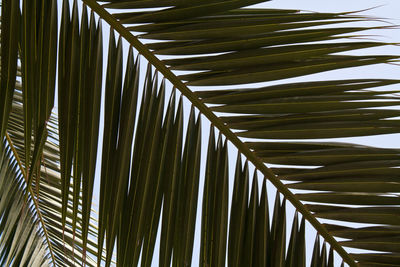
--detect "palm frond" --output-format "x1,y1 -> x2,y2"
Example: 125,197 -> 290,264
0,143 -> 49,267
0,0 -> 19,138
6,89 -> 102,266
86,1 -> 399,266
1,1 -> 103,262
1,0 -> 399,266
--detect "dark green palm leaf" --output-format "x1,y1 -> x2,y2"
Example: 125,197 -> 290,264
1,0 -> 399,266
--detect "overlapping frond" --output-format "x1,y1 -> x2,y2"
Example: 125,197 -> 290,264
6,89 -> 101,266
0,143 -> 49,267
1,0 -> 103,263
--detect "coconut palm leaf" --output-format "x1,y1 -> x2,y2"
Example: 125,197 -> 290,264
1,0 -> 399,266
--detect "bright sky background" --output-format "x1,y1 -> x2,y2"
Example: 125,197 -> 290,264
260,0 -> 400,150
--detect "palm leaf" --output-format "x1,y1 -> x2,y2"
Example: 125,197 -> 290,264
0,143 -> 49,267
1,3 -> 104,263
5,87 -> 103,266
1,0 -> 399,266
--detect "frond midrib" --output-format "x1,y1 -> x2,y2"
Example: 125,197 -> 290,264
82,1 -> 357,266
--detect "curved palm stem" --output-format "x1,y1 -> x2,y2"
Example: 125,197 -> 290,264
5,132 -> 57,267
83,1 -> 357,266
